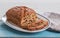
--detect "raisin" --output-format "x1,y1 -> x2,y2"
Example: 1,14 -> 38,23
24,17 -> 26,20
35,16 -> 37,18
25,20 -> 27,22
29,20 -> 32,22
27,22 -> 30,24
32,18 -> 34,19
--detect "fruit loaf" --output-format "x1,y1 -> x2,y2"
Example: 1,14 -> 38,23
6,6 -> 48,31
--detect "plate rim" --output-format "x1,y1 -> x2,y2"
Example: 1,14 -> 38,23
2,13 -> 50,33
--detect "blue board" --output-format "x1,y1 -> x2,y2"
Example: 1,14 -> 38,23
0,20 -> 60,37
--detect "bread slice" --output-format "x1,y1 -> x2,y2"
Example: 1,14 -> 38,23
26,19 -> 48,31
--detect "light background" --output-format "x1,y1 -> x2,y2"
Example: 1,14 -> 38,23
0,0 -> 60,20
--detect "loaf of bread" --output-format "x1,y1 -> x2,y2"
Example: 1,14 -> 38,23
6,6 -> 48,31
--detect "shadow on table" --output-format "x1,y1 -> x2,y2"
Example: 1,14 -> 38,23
1,22 -> 44,36
47,28 -> 60,33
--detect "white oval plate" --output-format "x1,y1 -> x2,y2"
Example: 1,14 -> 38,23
2,13 -> 50,33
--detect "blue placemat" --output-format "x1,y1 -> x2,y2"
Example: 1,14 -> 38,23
0,20 -> 60,37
